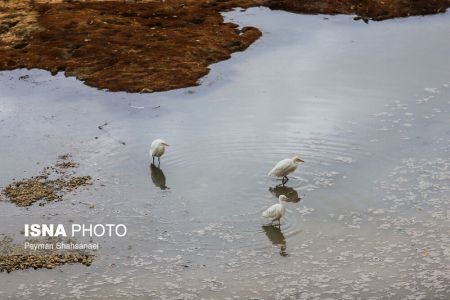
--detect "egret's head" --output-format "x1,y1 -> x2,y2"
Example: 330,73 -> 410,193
279,195 -> 288,202
160,140 -> 170,147
292,156 -> 304,164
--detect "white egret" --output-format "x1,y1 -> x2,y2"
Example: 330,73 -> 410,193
262,195 -> 288,225
268,156 -> 304,185
150,139 -> 169,165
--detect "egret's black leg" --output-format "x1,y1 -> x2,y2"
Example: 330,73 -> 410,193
152,156 -> 155,164
158,157 -> 161,167
282,176 -> 289,185
276,178 -> 283,187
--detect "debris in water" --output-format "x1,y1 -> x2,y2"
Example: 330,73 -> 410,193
98,122 -> 108,130
0,236 -> 94,273
1,154 -> 92,207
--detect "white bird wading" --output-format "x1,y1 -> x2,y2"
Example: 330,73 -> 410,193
150,139 -> 170,165
262,195 -> 289,225
268,156 -> 304,185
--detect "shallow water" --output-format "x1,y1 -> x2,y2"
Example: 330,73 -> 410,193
1,7 -> 450,299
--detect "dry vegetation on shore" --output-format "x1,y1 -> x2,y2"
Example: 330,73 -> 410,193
0,0 -> 448,92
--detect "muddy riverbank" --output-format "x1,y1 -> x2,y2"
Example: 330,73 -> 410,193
0,0 -> 449,93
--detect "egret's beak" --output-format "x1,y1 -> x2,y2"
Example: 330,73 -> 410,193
299,159 -> 304,163
162,143 -> 170,147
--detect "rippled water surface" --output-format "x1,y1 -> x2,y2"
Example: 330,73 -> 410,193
1,7 -> 450,299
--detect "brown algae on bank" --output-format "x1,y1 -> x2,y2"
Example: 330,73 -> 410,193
0,0 -> 448,93
0,236 -> 94,273
1,154 -> 92,207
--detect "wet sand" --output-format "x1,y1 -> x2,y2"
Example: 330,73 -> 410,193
0,0 -> 449,92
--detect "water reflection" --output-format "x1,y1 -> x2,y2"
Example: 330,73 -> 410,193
262,225 -> 287,257
149,163 -> 169,190
269,185 -> 301,203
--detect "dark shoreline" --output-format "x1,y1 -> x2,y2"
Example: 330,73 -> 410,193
0,0 -> 448,93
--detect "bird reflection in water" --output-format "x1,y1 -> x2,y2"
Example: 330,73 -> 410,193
149,163 -> 169,190
262,225 -> 288,257
269,185 -> 301,203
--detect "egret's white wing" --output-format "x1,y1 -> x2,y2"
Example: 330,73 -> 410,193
150,139 -> 163,156
150,139 -> 161,150
262,204 -> 281,219
150,142 -> 157,156
268,159 -> 293,177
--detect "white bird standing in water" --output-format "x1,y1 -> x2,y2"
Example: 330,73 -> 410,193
150,139 -> 169,165
262,195 -> 288,225
268,156 -> 304,185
